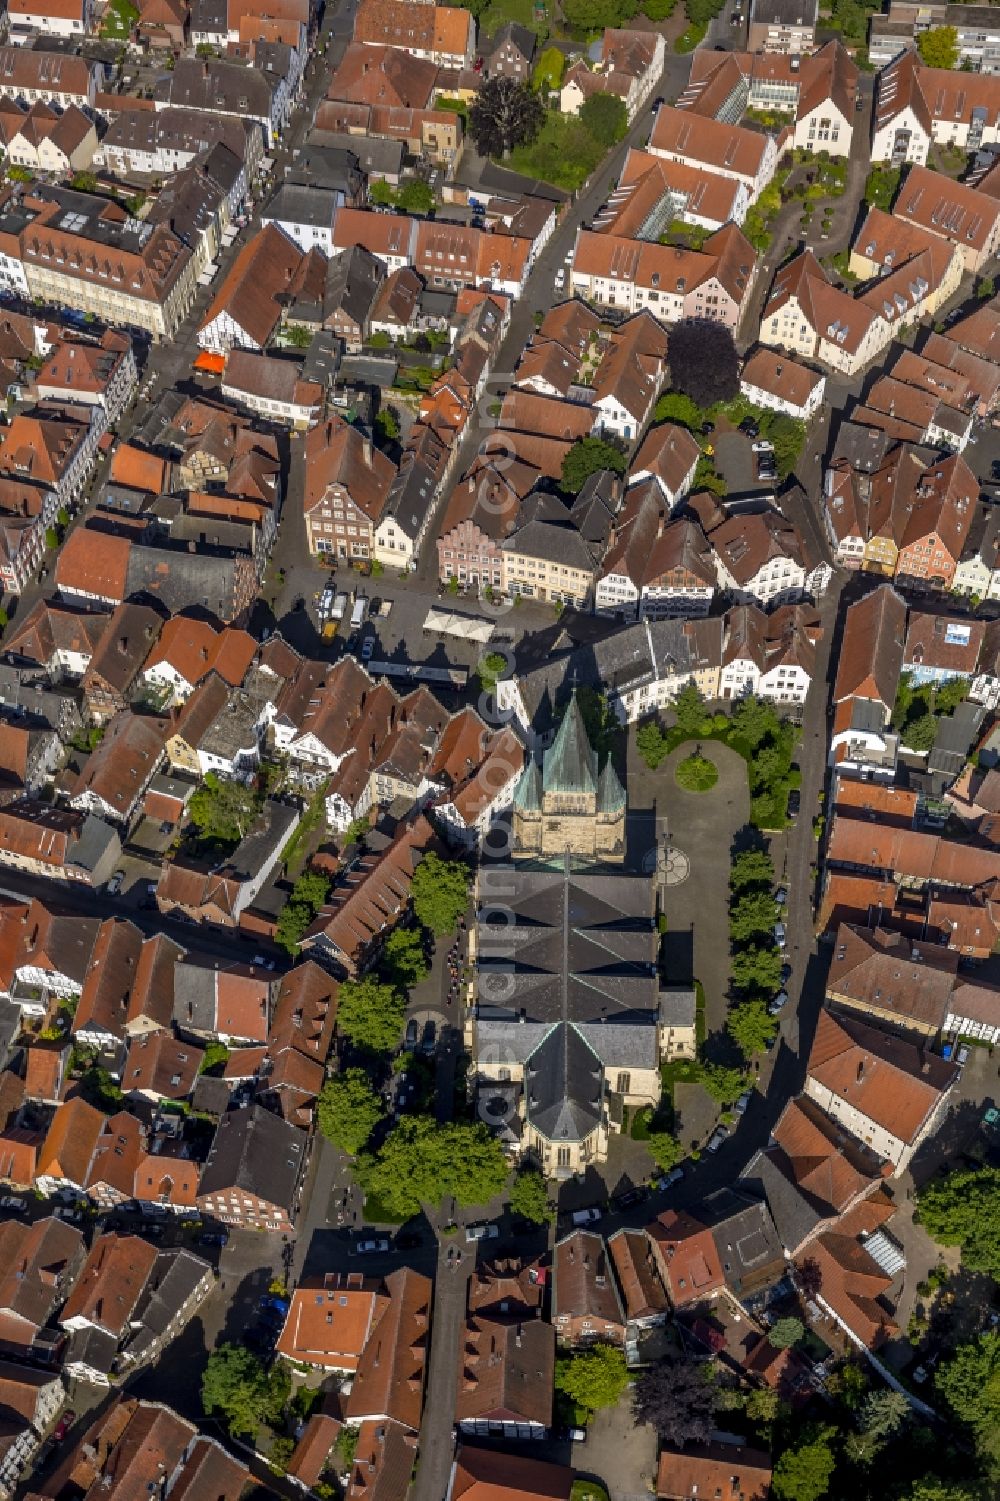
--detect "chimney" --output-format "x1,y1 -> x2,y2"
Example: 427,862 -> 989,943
118,636 -> 128,655
856,1060 -> 864,1082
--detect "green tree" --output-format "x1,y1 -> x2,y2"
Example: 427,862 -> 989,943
831,0 -> 867,39
580,92 -> 628,147
337,976 -> 406,1054
727,1002 -> 777,1059
368,178 -> 395,206
699,1061 -> 745,1105
636,720 -> 669,769
397,178 -> 435,215
568,686 -> 618,765
374,407 -> 400,443
562,0 -> 637,27
653,391 -> 704,430
188,773 -> 261,844
902,712 -> 939,752
468,76 -> 544,159
410,851 -> 470,936
729,891 -> 779,942
647,1126 -> 684,1172
905,1485 -> 977,1501
555,1344 -> 629,1416
275,869 -> 330,956
673,682 -> 708,738
935,1331 -> 1000,1463
731,944 -> 783,995
316,1069 -> 385,1155
765,414 -> 806,481
845,1388 -> 911,1464
70,171 -> 98,192
730,695 -> 782,750
358,1116 -> 509,1217
560,436 -> 627,494
284,323 -> 312,348
730,848 -> 775,892
476,651 -> 507,694
745,1386 -> 781,1425
769,1317 -> 804,1350
772,1429 -> 837,1501
933,676 -> 970,715
381,925 -> 428,990
508,1165 -> 553,1223
45,527 -> 58,550
201,1345 -> 277,1438
917,1165 -> 1000,1278
532,46 -> 565,89
917,24 -> 958,68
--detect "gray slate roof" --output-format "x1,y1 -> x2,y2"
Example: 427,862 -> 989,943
198,1103 -> 305,1212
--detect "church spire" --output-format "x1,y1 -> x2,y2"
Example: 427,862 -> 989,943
544,690 -> 598,798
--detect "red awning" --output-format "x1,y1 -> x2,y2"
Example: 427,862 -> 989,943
194,350 -> 225,374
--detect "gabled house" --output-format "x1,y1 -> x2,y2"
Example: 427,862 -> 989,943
196,1103 -> 305,1230
552,1231 -> 626,1347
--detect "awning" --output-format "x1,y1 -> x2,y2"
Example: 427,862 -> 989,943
194,350 -> 225,374
423,608 -> 495,643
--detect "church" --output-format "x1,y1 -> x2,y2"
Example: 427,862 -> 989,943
511,693 -> 626,863
470,692 -> 670,1178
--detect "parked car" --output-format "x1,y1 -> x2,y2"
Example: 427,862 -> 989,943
559,1427 -> 587,1443
612,1184 -> 650,1210
780,963 -> 792,983
106,870 -> 125,896
735,1091 -> 752,1115
786,788 -> 801,819
774,921 -> 786,947
751,439 -> 775,454
775,886 -> 787,905
958,1044 -> 970,1066
706,1126 -> 729,1153
768,990 -> 789,1015
554,268 -> 565,291
655,1167 -> 685,1191
355,1236 -> 390,1255
738,417 -> 759,437
0,1195 -> 25,1210
259,1295 -> 289,1316
420,1020 -> 436,1054
361,634 -> 376,662
53,1411 -> 75,1443
465,1222 -> 500,1243
404,1019 -> 418,1049
571,1206 -> 602,1227
198,1231 -> 229,1247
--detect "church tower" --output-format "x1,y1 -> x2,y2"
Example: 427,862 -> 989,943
512,692 -> 626,862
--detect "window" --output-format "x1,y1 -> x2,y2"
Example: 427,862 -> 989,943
616,1071 -> 631,1094
557,1147 -> 571,1167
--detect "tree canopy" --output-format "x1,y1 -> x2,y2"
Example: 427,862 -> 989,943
727,1001 -> 777,1059
730,848 -> 775,893
469,76 -> 544,159
633,1357 -> 716,1447
917,24 -> 958,67
561,436 -> 627,495
580,92 -> 628,147
768,1317 -> 804,1351
381,925 -> 429,990
646,1125 -> 684,1172
674,682 -> 709,738
201,1344 -> 287,1437
188,774 -> 261,845
358,1116 -> 509,1217
636,720 -> 670,769
476,652 -> 508,694
410,851 -> 470,936
668,319 -> 739,409
730,944 -> 783,996
276,869 -> 330,955
555,1344 -> 630,1415
396,178 -> 435,215
653,391 -> 704,430
508,1165 -> 554,1224
772,1429 -> 837,1501
916,1166 -> 1000,1279
729,890 -> 779,942
316,1069 -> 385,1156
699,1060 -> 746,1104
337,976 -> 406,1054
562,0 -> 637,28
935,1332 -> 1000,1466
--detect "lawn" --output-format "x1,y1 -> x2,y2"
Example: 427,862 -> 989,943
480,0 -> 548,36
100,0 -> 138,37
675,20 -> 707,50
508,113 -> 604,192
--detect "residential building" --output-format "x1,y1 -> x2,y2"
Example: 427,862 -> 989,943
34,332 -> 138,425
894,164 -> 1000,275
804,1008 -> 958,1173
0,801 -> 120,886
196,1103 -> 305,1230
648,105 -> 779,198
456,1314 -> 554,1438
156,799 -> 297,926
740,347 -> 825,420
353,0 -> 475,67
570,222 -> 756,327
303,415 -> 395,560
646,1208 -> 725,1306
81,601 -> 163,725
680,41 -> 857,157
760,250 -> 891,376
96,108 -> 258,185
198,223 -> 304,353
870,2 -> 1000,73
657,1444 -> 772,1501
0,1362 -> 63,1496
0,1216 -> 86,1360
138,618 -> 255,707
8,0 -> 93,40
596,494 -> 716,622
0,49 -> 99,110
560,27 -> 664,124
155,54 -> 291,147
484,22 -> 536,79
552,1231 -> 626,1347
3,102 -> 97,177
872,50 -> 1000,166
447,1450 -> 573,1501
68,711 -> 167,827
0,406 -> 101,515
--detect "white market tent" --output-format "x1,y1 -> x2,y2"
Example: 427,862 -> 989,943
422,608 -> 496,644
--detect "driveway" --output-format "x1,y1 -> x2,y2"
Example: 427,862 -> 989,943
573,1388 -> 657,1501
